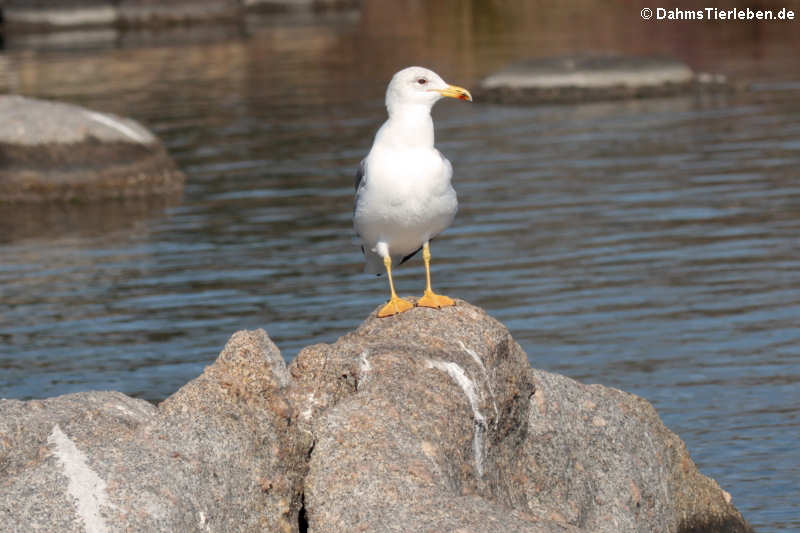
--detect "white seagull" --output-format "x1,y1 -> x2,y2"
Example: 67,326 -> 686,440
354,66 -> 472,318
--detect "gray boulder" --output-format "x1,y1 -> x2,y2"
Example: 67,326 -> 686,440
520,369 -> 747,532
477,55 -> 733,104
291,302 -> 577,532
1,301 -> 751,532
0,96 -> 184,202
0,330 -> 307,533
291,299 -> 751,533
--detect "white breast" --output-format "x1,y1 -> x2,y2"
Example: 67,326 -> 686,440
354,145 -> 458,258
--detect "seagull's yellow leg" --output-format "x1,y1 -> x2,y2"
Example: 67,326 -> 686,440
416,242 -> 455,309
377,255 -> 413,318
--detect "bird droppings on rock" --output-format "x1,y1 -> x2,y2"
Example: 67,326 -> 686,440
426,358 -> 488,478
47,424 -> 113,533
458,340 -> 500,418
1,300 -> 753,532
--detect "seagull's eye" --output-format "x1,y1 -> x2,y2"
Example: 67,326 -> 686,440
416,78 -> 427,85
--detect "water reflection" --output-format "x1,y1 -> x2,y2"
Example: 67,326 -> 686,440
1,3 -> 799,532
0,197 -> 182,244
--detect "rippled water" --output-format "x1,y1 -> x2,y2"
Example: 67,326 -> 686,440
1,4 -> 799,531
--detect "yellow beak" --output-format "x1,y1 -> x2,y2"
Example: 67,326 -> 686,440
432,84 -> 473,102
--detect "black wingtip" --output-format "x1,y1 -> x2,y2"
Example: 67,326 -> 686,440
399,246 -> 423,266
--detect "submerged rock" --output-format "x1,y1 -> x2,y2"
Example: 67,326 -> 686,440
0,300 -> 751,532
0,95 -> 184,202
477,55 -> 734,105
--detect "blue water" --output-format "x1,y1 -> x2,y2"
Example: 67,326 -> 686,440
1,6 -> 799,531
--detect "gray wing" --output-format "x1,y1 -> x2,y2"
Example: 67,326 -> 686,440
354,159 -> 366,192
354,158 -> 366,243
438,149 -> 453,182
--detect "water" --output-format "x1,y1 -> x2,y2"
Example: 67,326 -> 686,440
1,4 -> 799,531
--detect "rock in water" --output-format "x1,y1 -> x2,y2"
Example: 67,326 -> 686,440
0,95 -> 184,202
0,0 -> 242,29
0,301 -> 752,532
477,55 -> 733,105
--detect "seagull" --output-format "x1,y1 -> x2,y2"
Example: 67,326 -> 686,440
354,66 -> 472,318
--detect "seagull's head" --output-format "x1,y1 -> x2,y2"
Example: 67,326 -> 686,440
385,66 -> 472,114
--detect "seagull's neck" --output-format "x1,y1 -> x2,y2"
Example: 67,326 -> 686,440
374,103 -> 435,149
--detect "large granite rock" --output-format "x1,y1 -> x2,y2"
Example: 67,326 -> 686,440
290,302 -> 577,532
0,300 -> 751,532
0,96 -> 184,202
520,369 -> 746,532
0,330 -> 307,532
291,300 -> 751,533
477,55 -> 734,105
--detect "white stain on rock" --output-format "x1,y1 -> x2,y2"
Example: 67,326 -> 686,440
458,340 -> 499,420
198,510 -> 212,531
426,359 -> 487,477
84,110 -> 152,144
112,404 -> 136,418
48,424 -> 112,533
358,351 -> 372,391
359,350 -> 371,374
301,392 -> 315,421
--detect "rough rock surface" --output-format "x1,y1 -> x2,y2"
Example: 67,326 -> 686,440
290,302 -> 577,532
520,369 -> 748,532
291,299 -> 751,533
0,330 -> 306,533
0,96 -> 184,202
476,55 -> 735,105
1,300 -> 751,532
